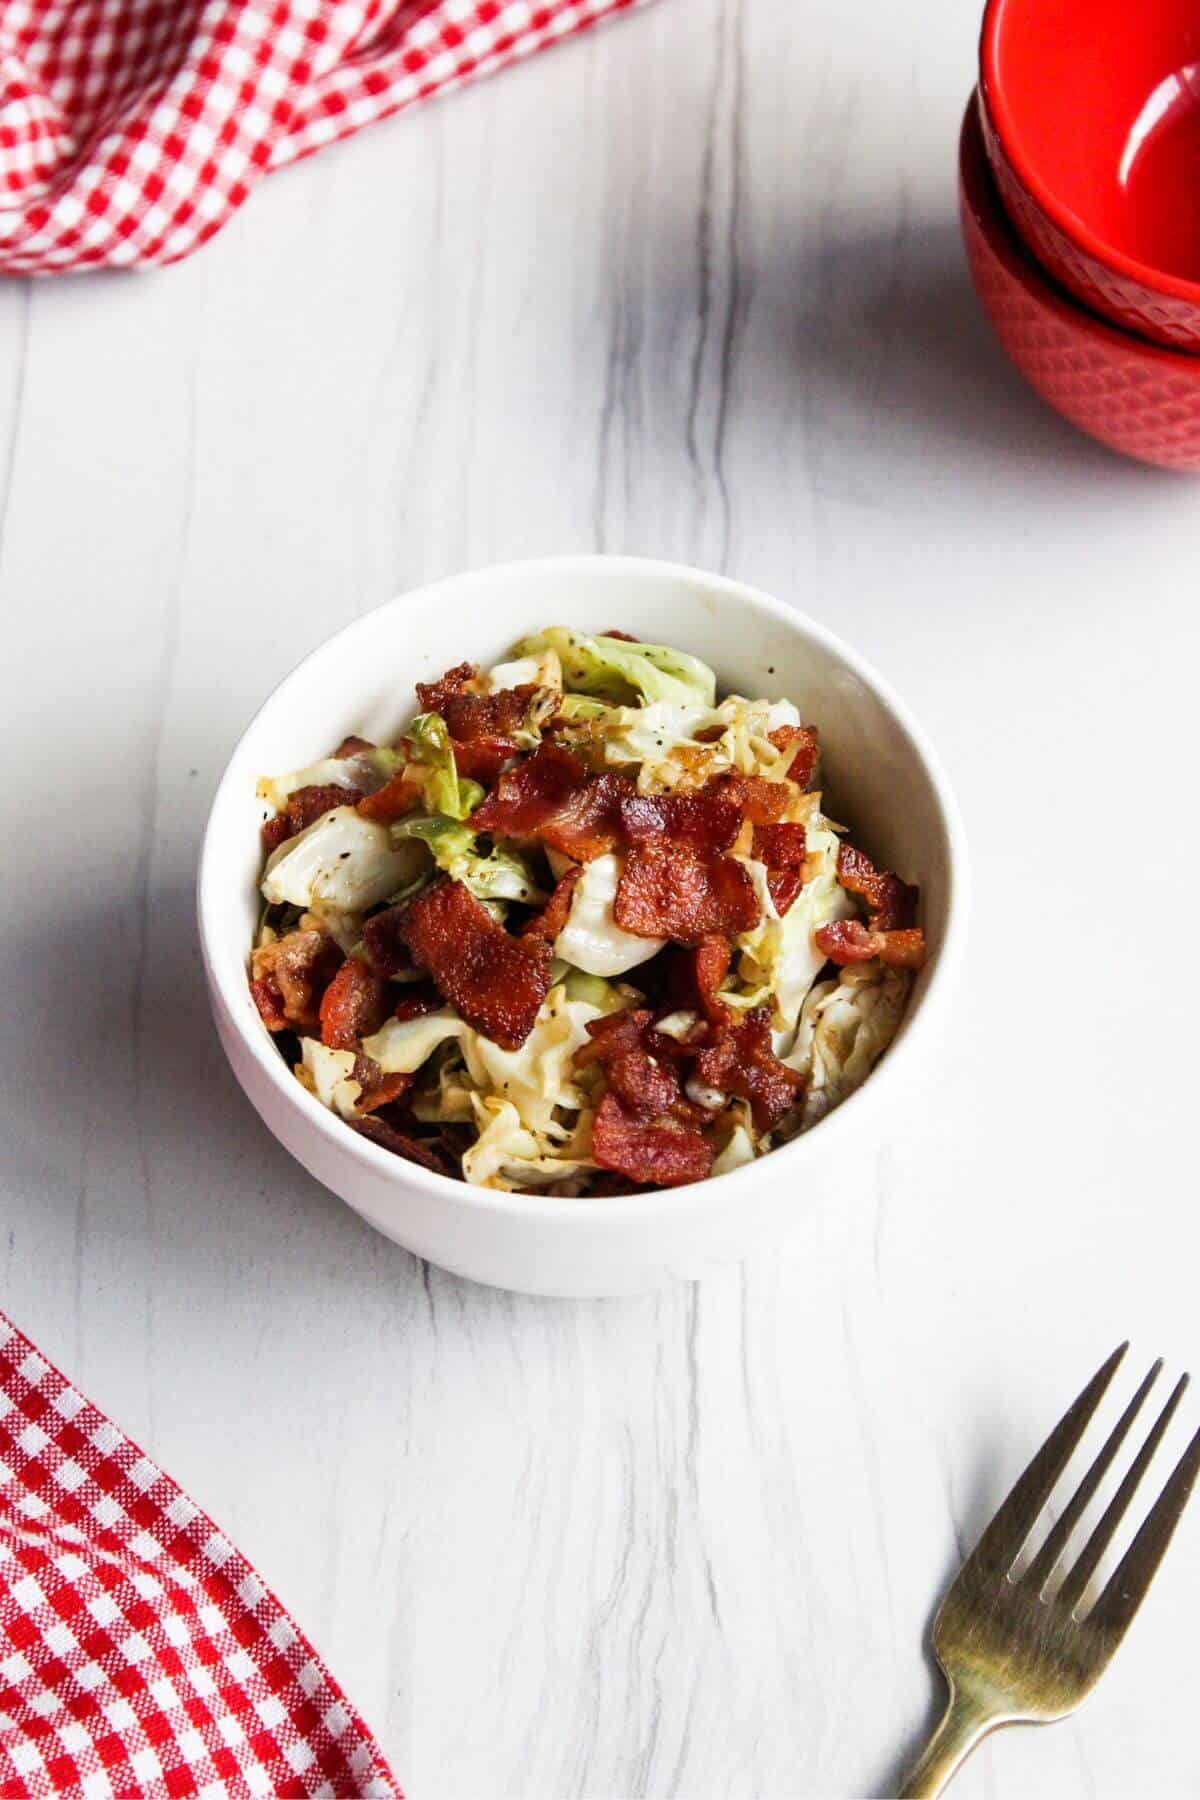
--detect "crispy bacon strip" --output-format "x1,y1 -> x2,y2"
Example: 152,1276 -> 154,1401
769,723 -> 819,788
471,742 -> 631,861
815,920 -> 926,969
250,929 -> 343,1034
263,782 -> 364,853
319,958 -> 390,1051
470,741 -> 587,834
517,866 -> 580,955
450,736 -> 517,784
590,1090 -> 713,1187
574,1009 -> 654,1071
250,973 -> 287,1031
836,843 -> 918,931
576,1009 -> 683,1119
692,1007 -> 804,1131
399,879 -> 550,1049
617,783 -> 742,853
362,905 -> 417,979
415,662 -> 475,714
392,982 -> 443,1022
723,773 -> 792,825
416,662 -> 542,767
753,821 -> 807,916
354,1114 -> 451,1173
356,766 -> 423,823
662,937 -> 732,1026
614,843 -> 760,944
347,1052 -> 412,1114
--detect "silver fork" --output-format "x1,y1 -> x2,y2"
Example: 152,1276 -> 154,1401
899,1344 -> 1200,1797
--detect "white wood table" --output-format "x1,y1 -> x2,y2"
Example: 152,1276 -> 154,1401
2,3 -> 1198,1794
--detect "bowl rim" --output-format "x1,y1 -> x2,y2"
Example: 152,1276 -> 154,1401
960,90 -> 1200,371
198,553 -> 969,1224
979,0 -> 1200,310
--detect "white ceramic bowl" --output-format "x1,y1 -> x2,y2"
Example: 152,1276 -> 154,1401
198,555 -> 966,1298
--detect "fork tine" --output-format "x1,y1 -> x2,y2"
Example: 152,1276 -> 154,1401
1083,1421 -> 1200,1638
967,1343 -> 1128,1579
1058,1373 -> 1188,1615
1023,1360 -> 1162,1594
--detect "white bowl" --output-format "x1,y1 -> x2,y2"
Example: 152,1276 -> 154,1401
198,555 -> 967,1298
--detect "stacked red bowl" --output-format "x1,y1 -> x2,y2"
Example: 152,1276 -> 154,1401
964,0 -> 1200,466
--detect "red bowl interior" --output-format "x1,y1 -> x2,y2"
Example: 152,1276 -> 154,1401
982,0 -> 1200,296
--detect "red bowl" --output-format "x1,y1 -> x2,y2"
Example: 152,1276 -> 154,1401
980,0 -> 1200,350
960,95 -> 1200,470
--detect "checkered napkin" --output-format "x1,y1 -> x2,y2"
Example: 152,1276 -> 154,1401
0,0 -> 647,273
0,1311 -> 401,1799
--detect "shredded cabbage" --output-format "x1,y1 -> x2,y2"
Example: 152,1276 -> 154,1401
393,815 -> 545,904
554,852 -> 666,976
256,746 -> 401,813
299,1039 -> 362,1118
461,1096 -> 594,1190
558,691 -> 802,795
364,983 -> 610,1141
261,808 -> 425,912
787,961 -> 910,1125
404,713 -> 483,820
484,646 -> 563,697
363,1009 -> 468,1075
730,812 -> 855,1034
515,626 -> 716,709
712,1121 -> 757,1175
460,983 -> 603,1136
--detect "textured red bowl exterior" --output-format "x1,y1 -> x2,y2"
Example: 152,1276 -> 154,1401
979,0 -> 1200,351
959,98 -> 1200,471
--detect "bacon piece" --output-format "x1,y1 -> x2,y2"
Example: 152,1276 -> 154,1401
250,973 -> 287,1032
617,783 -> 742,853
350,1055 -> 412,1115
835,842 -> 918,931
575,1009 -> 683,1119
415,662 -> 475,714
332,734 -> 375,758
362,905 -> 417,979
399,879 -> 550,1050
353,1115 -> 451,1174
661,937 -> 732,1026
263,782 -> 364,853
392,982 -> 443,1022
692,1007 -> 804,1131
730,775 -> 792,825
753,821 -> 807,916
574,1008 -> 654,1071
470,741 -> 587,835
356,766 -> 422,824
471,742 -> 630,861
417,662 -> 541,759
769,723 -> 819,788
451,735 -> 516,785
591,1090 -> 713,1187
608,1046 -> 679,1117
319,958 -> 390,1051
250,929 -> 343,1034
614,844 -> 760,944
518,866 -> 580,955
815,920 -> 926,969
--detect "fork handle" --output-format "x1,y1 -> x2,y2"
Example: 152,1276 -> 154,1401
897,1682 -> 998,1798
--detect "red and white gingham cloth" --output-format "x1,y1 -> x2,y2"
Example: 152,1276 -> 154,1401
0,0 -> 647,274
0,1311 -> 401,1799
